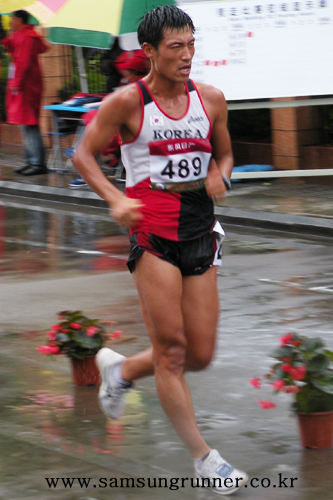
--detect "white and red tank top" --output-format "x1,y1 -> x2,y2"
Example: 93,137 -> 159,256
121,79 -> 215,241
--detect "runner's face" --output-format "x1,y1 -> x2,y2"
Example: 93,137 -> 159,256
152,27 -> 195,83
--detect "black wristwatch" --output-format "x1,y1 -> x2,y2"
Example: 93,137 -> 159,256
222,174 -> 231,191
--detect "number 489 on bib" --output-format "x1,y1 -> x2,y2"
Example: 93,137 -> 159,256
161,157 -> 202,180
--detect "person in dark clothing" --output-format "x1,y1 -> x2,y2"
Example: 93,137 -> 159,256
100,38 -> 123,93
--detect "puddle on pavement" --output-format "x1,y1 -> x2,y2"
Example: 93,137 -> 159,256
226,240 -> 280,254
1,201 -> 333,499
0,345 -> 153,460
0,201 -> 130,279
259,272 -> 333,296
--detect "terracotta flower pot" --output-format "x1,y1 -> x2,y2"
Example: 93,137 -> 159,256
297,411 -> 333,449
70,355 -> 100,386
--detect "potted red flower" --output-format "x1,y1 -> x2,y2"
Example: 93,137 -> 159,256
38,310 -> 106,386
251,333 -> 333,448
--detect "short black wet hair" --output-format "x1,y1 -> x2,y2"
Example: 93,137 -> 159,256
13,10 -> 30,24
137,5 -> 195,50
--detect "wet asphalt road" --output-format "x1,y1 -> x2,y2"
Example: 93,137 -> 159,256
0,196 -> 332,500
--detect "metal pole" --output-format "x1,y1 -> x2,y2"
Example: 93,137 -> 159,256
75,46 -> 88,93
231,169 -> 333,180
228,97 -> 333,111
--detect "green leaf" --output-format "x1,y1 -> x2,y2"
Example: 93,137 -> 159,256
56,333 -> 70,343
324,350 -> 333,362
70,312 -> 85,322
311,377 -> 333,395
269,346 -> 294,359
58,310 -> 71,317
74,331 -> 101,350
301,338 -> 325,353
306,354 -> 330,373
294,384 -> 333,413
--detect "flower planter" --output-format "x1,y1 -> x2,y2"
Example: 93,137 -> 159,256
70,355 -> 100,386
297,411 -> 333,449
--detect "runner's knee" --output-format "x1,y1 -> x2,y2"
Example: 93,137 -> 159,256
186,347 -> 214,371
154,340 -> 188,374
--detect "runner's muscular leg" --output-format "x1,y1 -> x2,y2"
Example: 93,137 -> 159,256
121,259 -> 218,457
121,266 -> 219,381
182,266 -> 219,371
128,251 -> 210,459
120,271 -> 155,382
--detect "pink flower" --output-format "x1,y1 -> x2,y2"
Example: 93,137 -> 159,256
281,363 -> 291,372
250,377 -> 262,388
47,331 -> 57,341
271,380 -> 285,391
297,365 -> 307,380
86,326 -> 99,337
49,346 -> 61,354
294,365 -> 306,380
37,345 -> 50,355
257,400 -> 277,409
289,365 -> 306,381
288,368 -> 297,380
70,323 -> 81,330
51,324 -> 61,333
279,334 -> 294,346
289,367 -> 298,379
110,330 -> 122,339
285,385 -> 300,394
37,345 -> 61,355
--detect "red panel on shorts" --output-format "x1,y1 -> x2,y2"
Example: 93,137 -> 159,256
126,178 -> 181,241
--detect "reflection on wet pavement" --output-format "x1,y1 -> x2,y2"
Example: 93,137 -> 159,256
0,161 -> 82,189
0,201 -> 130,279
1,197 -> 333,499
223,181 -> 333,219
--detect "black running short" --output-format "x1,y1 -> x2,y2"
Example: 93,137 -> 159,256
127,230 -> 222,276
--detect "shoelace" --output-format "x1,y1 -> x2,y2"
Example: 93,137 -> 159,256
209,456 -> 230,471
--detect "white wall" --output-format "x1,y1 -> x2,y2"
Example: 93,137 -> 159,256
181,0 -> 333,100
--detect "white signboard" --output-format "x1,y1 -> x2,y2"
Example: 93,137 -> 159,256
180,0 -> 333,100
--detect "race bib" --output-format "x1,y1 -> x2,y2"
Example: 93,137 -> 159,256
149,138 -> 212,192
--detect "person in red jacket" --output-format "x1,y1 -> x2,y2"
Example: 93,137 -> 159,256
1,10 -> 49,176
0,15 -> 6,145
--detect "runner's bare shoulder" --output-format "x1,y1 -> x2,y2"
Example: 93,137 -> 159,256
98,83 -> 142,128
194,81 -> 226,102
194,82 -> 227,118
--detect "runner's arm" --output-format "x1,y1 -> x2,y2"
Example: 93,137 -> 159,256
204,88 -> 233,199
73,90 -> 144,226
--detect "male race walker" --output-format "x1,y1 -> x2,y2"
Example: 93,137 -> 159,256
73,6 -> 248,494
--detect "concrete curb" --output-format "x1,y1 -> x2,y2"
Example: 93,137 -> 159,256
1,179 -> 333,237
0,179 -> 107,208
214,206 -> 333,238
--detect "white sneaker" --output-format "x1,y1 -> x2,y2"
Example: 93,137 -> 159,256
96,347 -> 132,419
194,449 -> 248,495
